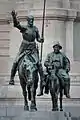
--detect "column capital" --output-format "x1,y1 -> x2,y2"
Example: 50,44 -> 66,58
64,10 -> 77,21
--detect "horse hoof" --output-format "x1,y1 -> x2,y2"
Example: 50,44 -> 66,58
60,108 -> 63,111
24,105 -> 29,111
52,108 -> 58,111
35,107 -> 37,111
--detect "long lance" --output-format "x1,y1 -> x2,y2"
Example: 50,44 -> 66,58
40,0 -> 46,62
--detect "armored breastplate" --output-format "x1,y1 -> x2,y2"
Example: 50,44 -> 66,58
22,26 -> 36,42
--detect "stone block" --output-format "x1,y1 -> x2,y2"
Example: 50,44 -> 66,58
6,106 -> 23,117
0,117 -> 11,120
12,111 -> 65,120
0,32 -> 9,40
0,106 -> 6,117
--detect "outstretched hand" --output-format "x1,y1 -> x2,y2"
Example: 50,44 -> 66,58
11,10 -> 17,17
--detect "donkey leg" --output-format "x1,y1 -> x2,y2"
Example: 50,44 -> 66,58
50,86 -> 56,111
49,71 -> 59,111
50,79 -> 55,111
51,94 -> 55,111
59,87 -> 63,111
53,86 -> 59,111
50,90 -> 58,111
55,79 -> 60,111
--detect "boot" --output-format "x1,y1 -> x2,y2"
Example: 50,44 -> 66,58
9,62 -> 18,85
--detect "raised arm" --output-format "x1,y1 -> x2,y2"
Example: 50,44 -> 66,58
11,10 -> 26,32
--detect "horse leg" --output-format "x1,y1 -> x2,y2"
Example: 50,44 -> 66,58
30,85 -> 37,111
30,71 -> 38,111
20,80 -> 29,111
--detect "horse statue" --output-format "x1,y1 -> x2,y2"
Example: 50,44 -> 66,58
17,52 -> 39,111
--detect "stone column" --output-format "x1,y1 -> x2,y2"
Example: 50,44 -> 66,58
62,0 -> 70,8
65,20 -> 73,62
0,20 -> 11,84
65,10 -> 76,63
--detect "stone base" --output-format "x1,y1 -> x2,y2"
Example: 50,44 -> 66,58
11,111 -> 66,120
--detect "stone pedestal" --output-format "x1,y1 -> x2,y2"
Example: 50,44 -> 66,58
13,111 -> 66,120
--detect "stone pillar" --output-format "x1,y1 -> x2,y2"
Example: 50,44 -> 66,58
62,0 -> 70,8
0,20 -> 11,84
65,10 -> 76,63
70,0 -> 80,9
65,20 -> 73,62
43,20 -> 66,63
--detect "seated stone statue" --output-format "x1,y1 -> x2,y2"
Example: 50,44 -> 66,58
38,41 -> 70,98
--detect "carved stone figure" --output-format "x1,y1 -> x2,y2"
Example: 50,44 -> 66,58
44,41 -> 70,111
9,10 -> 44,85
